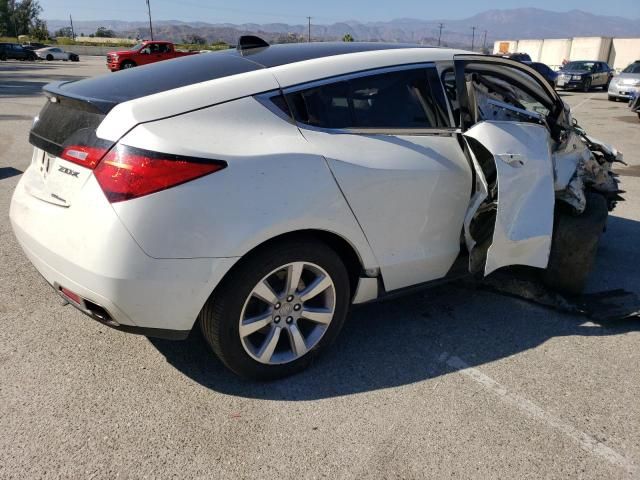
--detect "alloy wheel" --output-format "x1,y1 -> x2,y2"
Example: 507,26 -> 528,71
239,261 -> 336,365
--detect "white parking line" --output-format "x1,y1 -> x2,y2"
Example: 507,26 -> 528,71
438,352 -> 638,476
570,95 -> 594,112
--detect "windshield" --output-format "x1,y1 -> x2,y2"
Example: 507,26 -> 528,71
622,63 -> 640,74
130,43 -> 144,51
563,61 -> 595,71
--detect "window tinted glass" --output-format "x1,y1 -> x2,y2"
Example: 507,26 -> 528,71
286,67 -> 449,130
288,81 -> 351,128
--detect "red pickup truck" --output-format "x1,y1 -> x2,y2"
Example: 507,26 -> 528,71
106,41 -> 198,71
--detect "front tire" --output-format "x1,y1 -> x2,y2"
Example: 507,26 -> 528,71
120,60 -> 136,69
582,78 -> 592,92
200,239 -> 350,380
46,54 -> 53,61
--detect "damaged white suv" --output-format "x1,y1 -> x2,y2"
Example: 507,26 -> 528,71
10,39 -> 623,379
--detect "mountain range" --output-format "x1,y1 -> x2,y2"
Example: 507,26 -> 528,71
46,8 -> 640,47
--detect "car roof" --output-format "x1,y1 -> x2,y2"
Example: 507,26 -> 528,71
222,42 -> 438,68
49,42 -> 463,113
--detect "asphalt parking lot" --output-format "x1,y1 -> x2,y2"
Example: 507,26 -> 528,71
1,56 -> 640,479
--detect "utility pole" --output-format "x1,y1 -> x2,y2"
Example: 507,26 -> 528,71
482,30 -> 487,53
69,14 -> 75,40
437,23 -> 444,46
471,26 -> 476,51
307,16 -> 311,43
146,0 -> 154,40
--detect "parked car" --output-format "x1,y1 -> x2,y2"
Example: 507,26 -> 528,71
106,41 -> 198,71
35,47 -> 79,61
497,52 -> 532,62
608,61 -> 640,101
523,61 -> 558,88
22,42 -> 49,51
10,40 -> 622,379
0,42 -> 37,61
557,61 -> 613,92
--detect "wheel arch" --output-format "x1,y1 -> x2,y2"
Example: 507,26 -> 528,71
222,229 -> 366,300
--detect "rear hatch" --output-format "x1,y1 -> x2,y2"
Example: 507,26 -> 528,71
28,90 -> 114,207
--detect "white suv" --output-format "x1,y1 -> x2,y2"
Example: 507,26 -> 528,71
10,39 -> 622,379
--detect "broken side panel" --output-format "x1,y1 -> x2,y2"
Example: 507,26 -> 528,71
463,121 -> 555,275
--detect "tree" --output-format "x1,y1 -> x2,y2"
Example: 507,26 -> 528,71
182,34 -> 206,45
0,0 -> 9,37
10,0 -> 41,36
342,33 -> 354,42
28,16 -> 47,40
54,26 -> 73,38
95,26 -> 115,38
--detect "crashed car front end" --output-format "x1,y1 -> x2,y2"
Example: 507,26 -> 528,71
453,55 -> 623,293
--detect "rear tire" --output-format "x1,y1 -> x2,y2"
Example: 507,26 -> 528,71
199,239 -> 351,380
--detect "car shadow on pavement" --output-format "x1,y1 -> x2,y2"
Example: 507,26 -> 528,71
149,215 -> 640,400
0,167 -> 23,180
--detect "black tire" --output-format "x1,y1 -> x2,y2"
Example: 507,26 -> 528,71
46,54 -> 53,61
637,112 -> 640,121
543,193 -> 608,295
0,53 -> 6,61
608,95 -> 616,101
120,60 -> 136,69
582,78 -> 592,92
199,238 -> 351,380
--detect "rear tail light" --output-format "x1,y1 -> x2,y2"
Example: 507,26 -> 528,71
94,145 -> 227,203
61,145 -> 108,169
60,287 -> 82,305
60,142 -> 226,203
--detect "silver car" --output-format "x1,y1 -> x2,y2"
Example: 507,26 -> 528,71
608,61 -> 640,101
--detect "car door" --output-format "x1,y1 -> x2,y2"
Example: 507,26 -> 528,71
137,45 -> 153,65
453,55 -> 560,275
276,65 -> 473,291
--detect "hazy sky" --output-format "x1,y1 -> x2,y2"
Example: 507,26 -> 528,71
40,0 -> 640,23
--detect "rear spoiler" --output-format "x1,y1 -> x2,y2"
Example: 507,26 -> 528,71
43,81 -> 117,114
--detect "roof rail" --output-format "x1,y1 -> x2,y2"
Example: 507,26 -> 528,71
237,35 -> 269,52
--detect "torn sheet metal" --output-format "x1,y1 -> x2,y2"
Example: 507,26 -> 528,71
463,121 -> 555,276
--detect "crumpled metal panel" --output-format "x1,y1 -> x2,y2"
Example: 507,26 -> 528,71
464,121 -> 555,275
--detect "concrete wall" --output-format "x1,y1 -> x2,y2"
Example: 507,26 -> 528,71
539,39 -> 572,68
570,37 -> 612,62
73,37 -> 136,45
494,36 -> 639,71
610,38 -> 640,70
64,45 -> 117,56
516,39 -> 544,62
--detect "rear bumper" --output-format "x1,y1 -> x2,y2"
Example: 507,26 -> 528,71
10,166 -> 238,333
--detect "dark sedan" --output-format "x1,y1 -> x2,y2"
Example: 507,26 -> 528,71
556,61 -> 613,92
0,43 -> 37,61
523,61 -> 558,88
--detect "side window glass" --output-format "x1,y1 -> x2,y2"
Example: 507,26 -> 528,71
286,81 -> 352,129
349,68 -> 447,128
285,68 -> 450,130
441,69 -> 460,127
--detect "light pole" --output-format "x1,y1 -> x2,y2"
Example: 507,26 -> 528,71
146,0 -> 154,40
437,23 -> 443,46
307,16 -> 311,43
471,26 -> 476,51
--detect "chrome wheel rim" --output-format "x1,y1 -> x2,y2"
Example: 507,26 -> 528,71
239,261 -> 336,365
